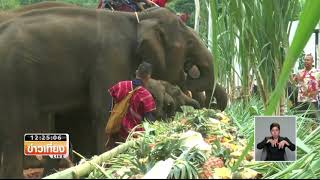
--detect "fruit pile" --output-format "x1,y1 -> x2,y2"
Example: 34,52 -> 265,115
83,106 -> 261,179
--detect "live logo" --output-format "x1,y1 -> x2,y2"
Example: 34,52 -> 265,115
49,154 -> 67,159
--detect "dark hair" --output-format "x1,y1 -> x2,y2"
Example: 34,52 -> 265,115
136,62 -> 153,78
270,122 -> 280,131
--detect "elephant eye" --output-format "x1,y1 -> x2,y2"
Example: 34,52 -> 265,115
186,39 -> 194,49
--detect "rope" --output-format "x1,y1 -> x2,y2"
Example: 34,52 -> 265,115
149,1 -> 160,7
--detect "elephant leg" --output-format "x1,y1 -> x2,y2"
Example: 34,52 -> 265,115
205,84 -> 228,111
191,91 -> 206,108
90,78 -> 110,154
89,58 -> 131,154
0,137 -> 23,178
1,102 -> 40,178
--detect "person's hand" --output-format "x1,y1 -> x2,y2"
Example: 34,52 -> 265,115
278,140 -> 289,149
144,0 -> 154,6
267,139 -> 278,147
294,74 -> 304,82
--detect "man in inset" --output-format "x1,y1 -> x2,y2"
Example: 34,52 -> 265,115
107,62 -> 156,149
293,54 -> 320,119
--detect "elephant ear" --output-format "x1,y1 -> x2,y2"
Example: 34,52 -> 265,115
136,19 -> 167,75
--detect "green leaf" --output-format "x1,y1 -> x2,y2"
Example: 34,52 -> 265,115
190,164 -> 199,179
180,163 -> 187,179
185,161 -> 194,179
265,0 -> 320,115
296,137 -> 311,153
173,165 -> 180,179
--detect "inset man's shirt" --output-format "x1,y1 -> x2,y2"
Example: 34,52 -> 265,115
108,80 -> 156,138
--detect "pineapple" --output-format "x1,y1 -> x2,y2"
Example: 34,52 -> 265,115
180,118 -> 188,125
204,135 -> 217,144
199,157 -> 224,179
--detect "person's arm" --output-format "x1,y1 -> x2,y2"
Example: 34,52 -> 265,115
284,137 -> 296,151
257,137 -> 268,149
307,90 -> 317,97
141,90 -> 157,121
142,0 -> 154,6
293,72 -> 304,84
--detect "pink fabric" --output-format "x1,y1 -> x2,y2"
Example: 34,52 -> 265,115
152,0 -> 167,7
108,81 -> 156,138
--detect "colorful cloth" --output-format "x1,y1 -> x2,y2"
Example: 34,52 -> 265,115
108,80 -> 156,138
296,68 -> 320,103
152,0 -> 167,7
97,0 -> 139,12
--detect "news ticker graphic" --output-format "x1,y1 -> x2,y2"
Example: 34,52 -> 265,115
24,133 -> 69,159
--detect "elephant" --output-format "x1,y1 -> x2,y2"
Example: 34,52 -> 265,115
0,6 -> 225,177
145,78 -> 200,119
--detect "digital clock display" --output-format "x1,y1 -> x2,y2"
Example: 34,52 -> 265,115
24,134 -> 67,141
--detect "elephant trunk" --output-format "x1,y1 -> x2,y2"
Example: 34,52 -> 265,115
163,93 -> 176,118
181,93 -> 201,109
182,49 -> 214,92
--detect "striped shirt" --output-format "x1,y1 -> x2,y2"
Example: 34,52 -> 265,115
108,80 -> 156,138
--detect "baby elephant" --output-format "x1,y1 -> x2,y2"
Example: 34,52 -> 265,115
145,79 -> 200,119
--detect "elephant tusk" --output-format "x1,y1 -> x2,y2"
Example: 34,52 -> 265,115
185,90 -> 192,98
135,12 -> 140,23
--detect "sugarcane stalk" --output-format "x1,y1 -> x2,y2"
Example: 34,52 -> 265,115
43,140 -> 139,179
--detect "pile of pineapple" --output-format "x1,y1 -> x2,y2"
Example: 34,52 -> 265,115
87,107 -> 261,179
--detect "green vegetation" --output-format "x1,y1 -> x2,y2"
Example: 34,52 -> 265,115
0,0 -> 98,10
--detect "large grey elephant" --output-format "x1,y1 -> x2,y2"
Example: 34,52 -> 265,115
145,78 -> 200,119
0,6 -> 226,178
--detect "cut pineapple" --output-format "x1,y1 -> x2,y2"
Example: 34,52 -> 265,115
239,168 -> 262,179
213,167 -> 232,179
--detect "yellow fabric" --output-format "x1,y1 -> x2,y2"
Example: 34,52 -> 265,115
105,86 -> 141,135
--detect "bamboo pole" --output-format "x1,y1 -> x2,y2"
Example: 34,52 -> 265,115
43,140 -> 138,179
194,0 -> 200,33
